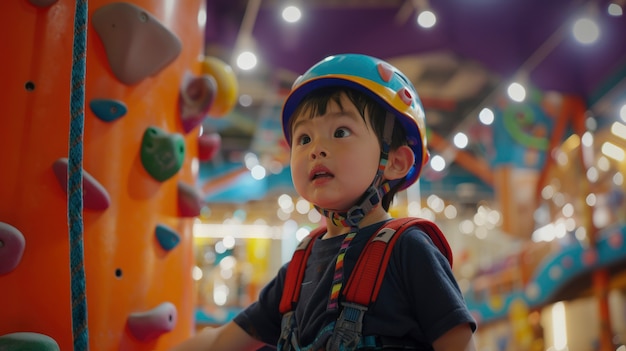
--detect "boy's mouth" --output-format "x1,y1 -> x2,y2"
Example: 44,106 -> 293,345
310,166 -> 334,181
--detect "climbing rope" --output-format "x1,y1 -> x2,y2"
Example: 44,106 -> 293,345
68,0 -> 89,349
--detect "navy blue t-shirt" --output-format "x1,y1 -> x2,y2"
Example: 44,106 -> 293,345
234,219 -> 476,349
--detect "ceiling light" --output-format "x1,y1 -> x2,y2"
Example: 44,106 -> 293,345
614,172 -> 624,186
236,51 -> 258,70
453,132 -> 469,149
197,7 -> 207,27
429,155 -> 446,171
239,94 -> 253,107
572,17 -> 600,44
611,121 -> 626,140
282,5 -> 302,23
250,165 -> 266,180
608,3 -> 623,16
507,82 -> 526,102
417,10 -> 436,28
478,107 -> 494,125
602,141 -> 625,161
581,131 -> 594,147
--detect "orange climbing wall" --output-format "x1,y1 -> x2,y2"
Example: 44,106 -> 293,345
0,0 -> 206,349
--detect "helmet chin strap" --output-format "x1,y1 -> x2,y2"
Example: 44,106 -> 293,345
315,114 -> 398,229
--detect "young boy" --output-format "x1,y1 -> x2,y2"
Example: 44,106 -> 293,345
171,54 -> 477,350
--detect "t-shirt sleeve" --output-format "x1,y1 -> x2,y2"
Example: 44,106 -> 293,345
232,262 -> 288,346
396,227 -> 477,343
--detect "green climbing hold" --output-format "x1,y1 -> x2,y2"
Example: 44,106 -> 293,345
141,126 -> 185,182
0,332 -> 60,351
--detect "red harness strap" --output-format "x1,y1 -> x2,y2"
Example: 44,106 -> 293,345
279,226 -> 328,314
278,218 -> 453,314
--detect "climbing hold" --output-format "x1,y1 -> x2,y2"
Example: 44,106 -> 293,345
0,222 -> 25,275
27,0 -> 58,7
197,132 -> 221,162
52,158 -> 111,211
155,224 -> 180,251
140,126 -> 185,182
127,302 -> 177,342
92,2 -> 182,85
0,332 -> 60,350
89,99 -> 128,122
179,71 -> 217,133
177,182 -> 204,217
201,56 -> 239,117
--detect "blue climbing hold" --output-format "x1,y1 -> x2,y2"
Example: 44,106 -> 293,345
89,99 -> 127,122
155,224 -> 180,251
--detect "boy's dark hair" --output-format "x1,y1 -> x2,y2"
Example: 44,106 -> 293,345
288,86 -> 409,211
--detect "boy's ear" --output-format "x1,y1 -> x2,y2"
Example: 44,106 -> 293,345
384,145 -> 415,181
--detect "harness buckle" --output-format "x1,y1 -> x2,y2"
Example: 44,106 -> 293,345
326,302 -> 368,351
278,312 -> 295,351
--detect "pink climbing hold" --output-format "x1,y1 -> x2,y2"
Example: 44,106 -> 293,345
197,132 -> 221,162
127,302 -> 177,342
179,71 -> 217,133
52,158 -> 111,211
0,222 -> 26,275
178,182 -> 204,217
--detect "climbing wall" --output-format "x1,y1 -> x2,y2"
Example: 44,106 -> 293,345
0,0 -> 235,350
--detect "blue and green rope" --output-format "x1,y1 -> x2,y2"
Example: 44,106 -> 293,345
68,0 -> 89,349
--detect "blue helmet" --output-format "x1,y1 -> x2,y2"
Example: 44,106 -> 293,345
281,53 -> 429,189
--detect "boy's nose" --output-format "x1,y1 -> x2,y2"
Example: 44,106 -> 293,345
310,150 -> 327,159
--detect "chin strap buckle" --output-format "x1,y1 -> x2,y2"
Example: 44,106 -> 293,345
344,186 -> 381,227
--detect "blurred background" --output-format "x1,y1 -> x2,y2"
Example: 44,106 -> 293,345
193,1 -> 626,350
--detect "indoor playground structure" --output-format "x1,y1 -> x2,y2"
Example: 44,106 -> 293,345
0,1 -> 237,350
2,1 -> 626,351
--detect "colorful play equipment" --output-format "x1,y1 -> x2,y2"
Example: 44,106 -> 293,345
466,222 -> 626,324
0,1 -> 234,350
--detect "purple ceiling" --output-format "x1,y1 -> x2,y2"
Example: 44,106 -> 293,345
206,0 -> 626,100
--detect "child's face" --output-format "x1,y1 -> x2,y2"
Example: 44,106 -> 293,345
289,93 -> 381,212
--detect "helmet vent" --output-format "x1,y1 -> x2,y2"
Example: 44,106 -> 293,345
398,87 -> 413,106
376,62 -> 394,82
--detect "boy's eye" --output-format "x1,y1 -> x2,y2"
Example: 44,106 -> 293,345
297,134 -> 311,145
334,127 -> 351,138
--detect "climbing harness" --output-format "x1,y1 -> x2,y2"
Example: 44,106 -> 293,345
68,0 -> 90,349
278,217 -> 453,351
